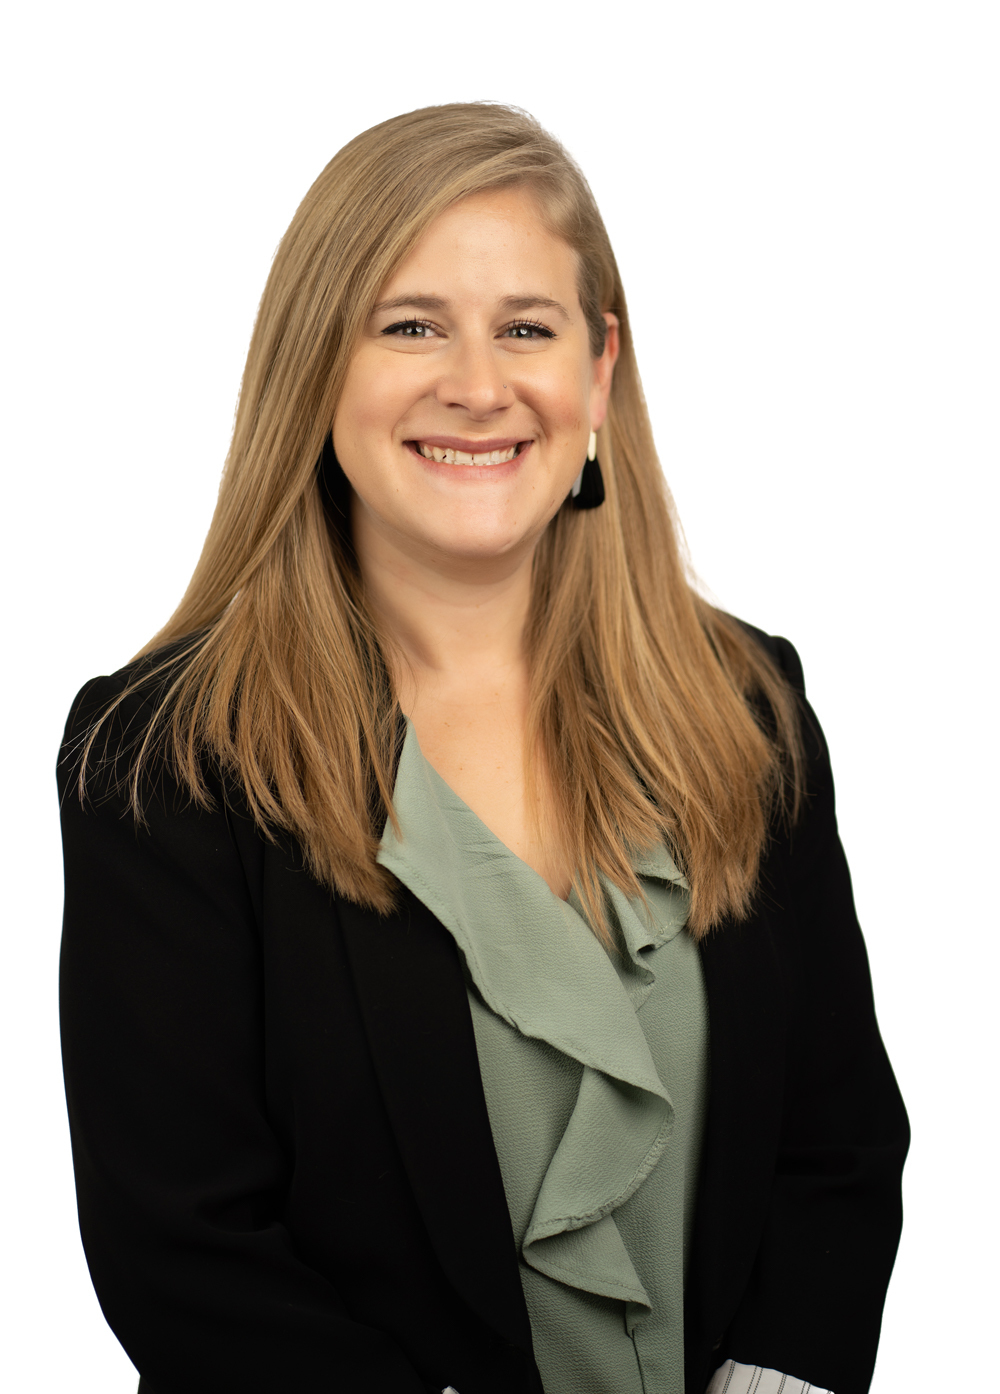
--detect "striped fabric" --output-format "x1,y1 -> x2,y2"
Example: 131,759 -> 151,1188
441,1364 -> 831,1394
706,1360 -> 833,1394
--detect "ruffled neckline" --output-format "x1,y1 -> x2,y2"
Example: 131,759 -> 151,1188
377,721 -> 691,1318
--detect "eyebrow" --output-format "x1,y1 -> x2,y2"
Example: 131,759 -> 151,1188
371,293 -> 571,320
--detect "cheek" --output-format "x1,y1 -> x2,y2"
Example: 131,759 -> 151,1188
523,361 -> 592,435
334,354 -> 419,449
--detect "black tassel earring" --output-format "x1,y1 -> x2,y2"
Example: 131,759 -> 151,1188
570,430 -> 605,509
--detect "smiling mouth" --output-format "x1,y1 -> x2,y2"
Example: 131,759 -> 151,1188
413,442 -> 524,466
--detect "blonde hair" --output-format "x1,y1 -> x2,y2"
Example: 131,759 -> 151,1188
82,103 -> 804,939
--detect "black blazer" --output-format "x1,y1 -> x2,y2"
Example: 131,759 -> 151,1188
58,629 -> 908,1394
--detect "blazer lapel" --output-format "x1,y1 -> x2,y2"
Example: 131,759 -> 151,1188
338,886 -> 535,1359
687,897 -> 787,1344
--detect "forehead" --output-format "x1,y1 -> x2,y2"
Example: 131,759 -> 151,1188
377,186 -> 580,305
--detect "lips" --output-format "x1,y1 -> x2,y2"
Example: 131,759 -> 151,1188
414,441 -> 523,466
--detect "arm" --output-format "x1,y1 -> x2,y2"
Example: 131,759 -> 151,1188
719,636 -> 909,1394
59,675 -> 429,1394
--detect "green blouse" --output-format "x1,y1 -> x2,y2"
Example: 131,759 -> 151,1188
377,722 -> 709,1394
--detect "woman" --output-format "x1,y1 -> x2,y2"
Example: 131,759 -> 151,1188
58,104 -> 908,1394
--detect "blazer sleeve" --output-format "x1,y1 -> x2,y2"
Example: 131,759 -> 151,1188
719,635 -> 910,1394
58,675 -> 429,1394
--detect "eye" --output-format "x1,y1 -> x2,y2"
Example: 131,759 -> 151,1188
382,318 -> 438,339
502,319 -> 555,341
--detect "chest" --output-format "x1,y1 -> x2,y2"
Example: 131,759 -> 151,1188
405,695 -> 573,899
249,828 -> 793,1393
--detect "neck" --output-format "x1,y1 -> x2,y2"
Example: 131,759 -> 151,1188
351,497 -> 536,712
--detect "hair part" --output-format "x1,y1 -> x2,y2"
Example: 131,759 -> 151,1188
80,102 -> 805,940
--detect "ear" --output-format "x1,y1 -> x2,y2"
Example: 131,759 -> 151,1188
590,312 -> 620,431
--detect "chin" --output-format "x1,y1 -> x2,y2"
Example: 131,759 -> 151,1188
433,532 -> 527,563
418,514 -> 537,563
416,498 -> 545,558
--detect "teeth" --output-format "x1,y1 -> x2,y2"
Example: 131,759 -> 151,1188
417,443 -> 519,465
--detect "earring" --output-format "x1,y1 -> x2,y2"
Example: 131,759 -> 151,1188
570,430 -> 605,510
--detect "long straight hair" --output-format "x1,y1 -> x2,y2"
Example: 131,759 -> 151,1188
82,103 -> 804,939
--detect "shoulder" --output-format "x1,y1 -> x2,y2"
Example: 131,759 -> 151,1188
57,636 -> 267,914
64,635 -> 203,728
58,634 -> 208,805
730,617 -> 807,700
717,617 -> 835,840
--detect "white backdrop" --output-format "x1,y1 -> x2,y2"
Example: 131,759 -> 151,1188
3,2 -> 997,1389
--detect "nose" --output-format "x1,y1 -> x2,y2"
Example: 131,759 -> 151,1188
434,338 -> 509,420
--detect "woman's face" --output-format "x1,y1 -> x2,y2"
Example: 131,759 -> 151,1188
333,185 -> 619,573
